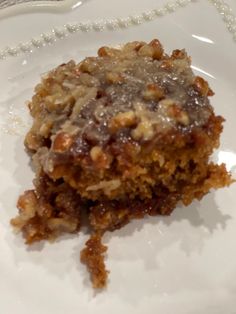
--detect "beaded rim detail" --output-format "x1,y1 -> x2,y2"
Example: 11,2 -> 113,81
0,0 -> 235,61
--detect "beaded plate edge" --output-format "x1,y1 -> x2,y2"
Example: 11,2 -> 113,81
0,0 -> 235,61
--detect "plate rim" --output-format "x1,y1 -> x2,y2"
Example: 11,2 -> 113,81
0,0 -> 236,61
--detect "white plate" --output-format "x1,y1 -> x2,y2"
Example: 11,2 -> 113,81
0,0 -> 236,313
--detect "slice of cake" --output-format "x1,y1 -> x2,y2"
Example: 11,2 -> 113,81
11,39 -> 233,288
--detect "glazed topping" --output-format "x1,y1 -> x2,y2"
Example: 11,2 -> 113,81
27,40 -> 214,160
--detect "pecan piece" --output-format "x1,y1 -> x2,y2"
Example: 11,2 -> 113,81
106,72 -> 124,84
167,104 -> 190,126
52,132 -> 74,153
159,59 -> 174,70
138,39 -> 164,60
171,49 -> 188,59
142,83 -> 165,101
108,111 -> 137,132
90,146 -> 113,169
193,76 -> 214,97
97,46 -> 119,57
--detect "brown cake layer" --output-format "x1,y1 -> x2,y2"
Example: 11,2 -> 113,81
11,39 -> 233,288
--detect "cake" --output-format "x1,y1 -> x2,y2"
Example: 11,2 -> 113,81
11,39 -> 233,288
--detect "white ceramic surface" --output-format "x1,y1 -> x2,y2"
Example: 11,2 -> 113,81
0,1 -> 236,313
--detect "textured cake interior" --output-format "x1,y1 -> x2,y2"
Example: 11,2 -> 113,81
11,39 -> 233,288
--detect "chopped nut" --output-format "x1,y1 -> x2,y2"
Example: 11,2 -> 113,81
71,86 -> 87,99
131,120 -> 154,141
106,72 -> 124,84
13,191 -> 38,226
73,66 -> 81,77
97,46 -> 109,57
193,76 -> 214,97
90,146 -> 103,161
159,59 -> 174,70
152,151 -> 165,167
61,120 -> 80,135
158,155 -> 165,167
71,87 -> 98,118
208,88 -> 214,96
86,179 -> 121,196
109,111 -> 137,132
149,39 -> 164,60
142,84 -> 165,101
79,57 -> 98,73
18,191 -> 37,214
138,44 -> 154,58
44,94 -> 74,112
138,39 -> 164,59
39,121 -> 53,137
47,217 -> 78,233
25,132 -> 43,151
167,104 -> 190,126
90,146 -> 112,169
123,41 -> 145,52
158,98 -> 175,109
171,49 -> 187,60
37,202 -> 53,218
177,111 -> 190,126
97,46 -> 119,57
52,132 -> 73,153
79,73 -> 100,87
